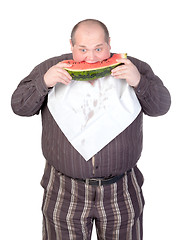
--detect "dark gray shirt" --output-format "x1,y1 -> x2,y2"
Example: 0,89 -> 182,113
11,53 -> 171,179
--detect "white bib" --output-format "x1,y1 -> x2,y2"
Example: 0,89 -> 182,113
47,76 -> 141,161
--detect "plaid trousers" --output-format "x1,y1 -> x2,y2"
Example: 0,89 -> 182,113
41,165 -> 145,240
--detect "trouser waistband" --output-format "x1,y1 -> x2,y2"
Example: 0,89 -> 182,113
74,169 -> 132,186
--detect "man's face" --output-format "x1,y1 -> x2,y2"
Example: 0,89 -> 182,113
70,23 -> 111,63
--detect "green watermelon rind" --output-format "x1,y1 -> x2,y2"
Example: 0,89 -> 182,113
65,63 -> 123,81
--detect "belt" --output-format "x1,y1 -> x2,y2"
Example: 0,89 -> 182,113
76,169 -> 131,186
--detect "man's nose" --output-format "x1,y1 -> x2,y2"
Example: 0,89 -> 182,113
86,51 -> 96,62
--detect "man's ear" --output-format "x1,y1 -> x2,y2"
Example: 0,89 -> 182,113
70,39 -> 73,51
108,37 -> 111,50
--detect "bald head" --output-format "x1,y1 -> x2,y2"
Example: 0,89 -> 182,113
71,19 -> 110,46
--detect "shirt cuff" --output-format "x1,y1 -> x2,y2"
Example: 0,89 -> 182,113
134,74 -> 150,97
35,75 -> 49,96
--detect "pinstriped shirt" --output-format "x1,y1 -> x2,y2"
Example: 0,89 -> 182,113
11,53 -> 171,179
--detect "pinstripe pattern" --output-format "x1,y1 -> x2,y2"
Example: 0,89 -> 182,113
131,169 -> 143,214
42,166 -> 55,239
113,183 -> 121,239
66,179 -> 78,239
97,185 -> 107,239
130,168 -> 144,240
53,174 -> 65,239
41,165 -> 144,240
123,173 -> 135,240
81,182 -> 94,240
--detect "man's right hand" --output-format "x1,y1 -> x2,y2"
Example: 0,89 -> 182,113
44,62 -> 72,88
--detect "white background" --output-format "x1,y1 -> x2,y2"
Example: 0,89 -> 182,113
1,0 -> 181,239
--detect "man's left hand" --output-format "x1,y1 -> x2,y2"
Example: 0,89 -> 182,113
111,58 -> 141,88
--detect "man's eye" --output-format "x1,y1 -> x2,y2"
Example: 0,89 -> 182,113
80,49 -> 87,52
96,48 -> 102,52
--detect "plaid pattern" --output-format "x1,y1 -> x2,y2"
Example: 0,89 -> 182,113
41,165 -> 145,240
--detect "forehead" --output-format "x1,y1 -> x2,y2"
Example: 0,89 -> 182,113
74,23 -> 105,45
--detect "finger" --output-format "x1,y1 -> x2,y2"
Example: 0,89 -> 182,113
111,65 -> 127,74
57,77 -> 71,85
112,69 -> 127,78
56,68 -> 72,80
57,62 -> 72,68
113,73 -> 127,79
111,66 -> 128,75
58,79 -> 71,85
55,71 -> 72,83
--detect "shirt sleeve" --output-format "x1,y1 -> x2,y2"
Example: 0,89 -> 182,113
11,65 -> 50,116
11,54 -> 73,117
131,58 -> 171,116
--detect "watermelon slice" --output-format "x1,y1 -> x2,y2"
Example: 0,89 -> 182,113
62,53 -> 127,81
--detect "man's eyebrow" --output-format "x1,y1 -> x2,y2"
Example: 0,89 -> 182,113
78,45 -> 87,48
95,44 -> 104,47
78,44 -> 104,48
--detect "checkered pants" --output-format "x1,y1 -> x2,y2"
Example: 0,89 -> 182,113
41,165 -> 145,240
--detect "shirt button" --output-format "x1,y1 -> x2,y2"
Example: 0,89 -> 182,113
96,166 -> 98,169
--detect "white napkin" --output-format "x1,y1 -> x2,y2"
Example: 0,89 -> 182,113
47,76 -> 141,161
